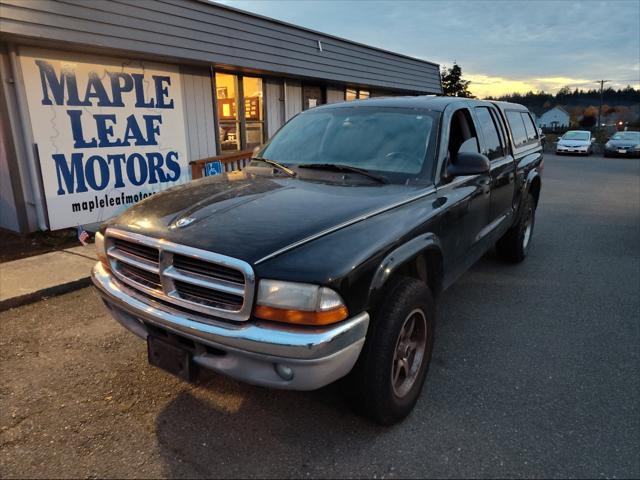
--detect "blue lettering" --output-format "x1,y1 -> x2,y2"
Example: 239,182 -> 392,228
94,114 -> 124,147
107,72 -> 133,107
85,155 -> 110,191
146,152 -> 166,184
52,152 -> 88,195
36,60 -> 86,106
83,71 -> 112,106
143,115 -> 162,145
122,114 -> 146,146
67,110 -> 97,148
154,76 -> 174,109
107,154 -> 126,188
131,73 -> 154,108
165,151 -> 181,182
126,153 -> 148,186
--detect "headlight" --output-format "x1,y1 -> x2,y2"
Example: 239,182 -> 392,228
95,231 -> 109,267
634,144 -> 640,149
254,279 -> 348,325
605,142 -> 612,148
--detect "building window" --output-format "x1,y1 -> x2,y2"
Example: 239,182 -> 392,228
243,76 -> 264,150
345,88 -> 370,101
346,88 -> 358,101
216,73 -> 240,152
215,72 -> 264,152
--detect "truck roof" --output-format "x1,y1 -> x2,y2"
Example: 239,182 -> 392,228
316,96 -> 529,113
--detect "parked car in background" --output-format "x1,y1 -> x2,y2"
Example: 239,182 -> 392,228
92,97 -> 543,425
604,131 -> 640,158
556,130 -> 594,155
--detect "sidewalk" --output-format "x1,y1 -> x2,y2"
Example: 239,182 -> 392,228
0,245 -> 97,311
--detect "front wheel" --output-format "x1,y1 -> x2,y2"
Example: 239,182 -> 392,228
346,277 -> 435,425
496,193 -> 536,263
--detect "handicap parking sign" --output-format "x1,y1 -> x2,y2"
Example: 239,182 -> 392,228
204,160 -> 223,177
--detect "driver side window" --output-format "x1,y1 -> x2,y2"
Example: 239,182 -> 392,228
444,108 -> 479,179
448,109 -> 479,158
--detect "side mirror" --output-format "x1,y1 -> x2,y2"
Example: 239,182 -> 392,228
447,152 -> 490,177
591,138 -> 596,143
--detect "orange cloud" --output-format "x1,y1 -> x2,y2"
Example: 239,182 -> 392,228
466,73 -> 639,98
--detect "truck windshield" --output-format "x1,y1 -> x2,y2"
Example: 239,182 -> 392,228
258,106 -> 438,182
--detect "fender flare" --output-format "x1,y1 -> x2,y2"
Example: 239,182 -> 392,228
523,169 -> 542,208
369,232 -> 443,298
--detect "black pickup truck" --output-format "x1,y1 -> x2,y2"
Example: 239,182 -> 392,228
92,96 -> 543,424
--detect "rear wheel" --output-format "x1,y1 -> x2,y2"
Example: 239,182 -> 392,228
496,193 -> 536,263
346,277 -> 435,425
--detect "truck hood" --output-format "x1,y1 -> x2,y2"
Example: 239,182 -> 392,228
108,171 -> 429,264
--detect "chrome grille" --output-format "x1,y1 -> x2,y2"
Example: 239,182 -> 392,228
173,254 -> 245,284
105,228 -> 255,321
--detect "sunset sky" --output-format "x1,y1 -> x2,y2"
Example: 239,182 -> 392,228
220,0 -> 640,98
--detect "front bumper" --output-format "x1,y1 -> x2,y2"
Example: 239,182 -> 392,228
556,145 -> 589,154
91,262 -> 369,390
604,147 -> 640,157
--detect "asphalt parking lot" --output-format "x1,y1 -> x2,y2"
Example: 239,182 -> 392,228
1,153 -> 639,479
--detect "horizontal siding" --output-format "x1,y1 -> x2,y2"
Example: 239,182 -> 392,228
0,0 -> 441,93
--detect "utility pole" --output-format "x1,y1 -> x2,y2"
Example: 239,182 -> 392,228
596,79 -> 609,135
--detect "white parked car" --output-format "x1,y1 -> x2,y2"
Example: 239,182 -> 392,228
556,130 -> 594,156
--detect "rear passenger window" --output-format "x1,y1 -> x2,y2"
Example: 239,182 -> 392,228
475,107 -> 504,160
521,112 -> 538,142
506,110 -> 528,147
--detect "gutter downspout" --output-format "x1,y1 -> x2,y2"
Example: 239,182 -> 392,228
8,44 -> 48,230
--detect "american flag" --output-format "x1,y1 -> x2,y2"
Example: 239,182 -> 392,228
77,225 -> 90,246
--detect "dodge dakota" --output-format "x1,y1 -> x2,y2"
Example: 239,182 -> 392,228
92,96 -> 543,424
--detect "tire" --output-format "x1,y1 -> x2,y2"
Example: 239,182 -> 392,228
496,192 -> 536,263
345,277 -> 435,425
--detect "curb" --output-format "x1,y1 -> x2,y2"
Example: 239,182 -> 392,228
0,276 -> 92,312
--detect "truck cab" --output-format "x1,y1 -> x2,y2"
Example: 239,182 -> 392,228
92,96 -> 543,425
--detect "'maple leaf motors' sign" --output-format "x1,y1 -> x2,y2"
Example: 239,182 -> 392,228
19,47 -> 190,230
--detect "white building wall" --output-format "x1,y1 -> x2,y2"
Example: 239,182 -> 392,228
180,65 -> 217,160
326,86 -> 345,104
284,81 -> 302,121
265,78 -> 284,138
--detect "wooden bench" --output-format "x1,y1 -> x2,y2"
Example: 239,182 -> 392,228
189,149 -> 254,180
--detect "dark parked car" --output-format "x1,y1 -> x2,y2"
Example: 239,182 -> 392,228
604,131 -> 640,157
92,97 -> 543,424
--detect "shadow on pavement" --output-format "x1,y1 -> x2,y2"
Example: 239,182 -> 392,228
154,372 -> 385,478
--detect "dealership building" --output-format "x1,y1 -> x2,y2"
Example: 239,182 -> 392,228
0,0 -> 442,233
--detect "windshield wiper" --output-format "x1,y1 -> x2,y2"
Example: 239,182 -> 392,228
298,163 -> 387,184
250,157 -> 296,177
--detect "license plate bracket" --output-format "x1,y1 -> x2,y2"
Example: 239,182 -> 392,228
147,335 -> 193,381
618,149 -> 626,154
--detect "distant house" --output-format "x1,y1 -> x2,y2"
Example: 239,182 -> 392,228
537,107 -> 570,129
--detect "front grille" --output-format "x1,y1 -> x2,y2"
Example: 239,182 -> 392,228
113,238 -> 158,263
105,230 -> 255,322
174,280 -> 244,310
173,254 -> 245,284
118,262 -> 162,290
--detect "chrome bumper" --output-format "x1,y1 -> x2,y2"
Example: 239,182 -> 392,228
91,262 -> 369,390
